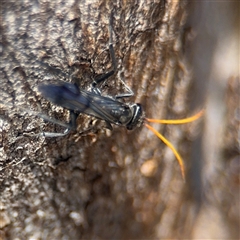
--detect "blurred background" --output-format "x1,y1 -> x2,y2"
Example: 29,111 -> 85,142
186,1 -> 239,238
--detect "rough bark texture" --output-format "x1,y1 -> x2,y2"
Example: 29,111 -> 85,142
0,0 -> 239,239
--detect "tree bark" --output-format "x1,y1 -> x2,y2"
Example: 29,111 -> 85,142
0,0 -> 238,239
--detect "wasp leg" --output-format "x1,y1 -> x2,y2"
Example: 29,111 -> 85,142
105,121 -> 113,130
37,128 -> 71,138
115,79 -> 134,99
24,110 -> 78,138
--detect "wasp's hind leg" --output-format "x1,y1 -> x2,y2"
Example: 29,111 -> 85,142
91,15 -> 134,100
24,110 -> 78,138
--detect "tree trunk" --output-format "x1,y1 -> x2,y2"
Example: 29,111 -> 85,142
0,0 -> 238,239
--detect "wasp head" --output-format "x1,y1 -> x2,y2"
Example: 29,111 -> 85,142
126,103 -> 144,130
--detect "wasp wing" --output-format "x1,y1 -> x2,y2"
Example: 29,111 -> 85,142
38,83 -> 132,125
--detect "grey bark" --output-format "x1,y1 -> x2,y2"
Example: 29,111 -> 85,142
0,0 -> 239,239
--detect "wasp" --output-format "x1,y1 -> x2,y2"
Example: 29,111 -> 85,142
29,16 -> 204,180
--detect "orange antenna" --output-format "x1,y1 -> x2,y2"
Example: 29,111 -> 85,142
145,109 -> 204,180
146,109 -> 204,124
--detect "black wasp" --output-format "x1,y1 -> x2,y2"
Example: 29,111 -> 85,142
37,16 -> 204,180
